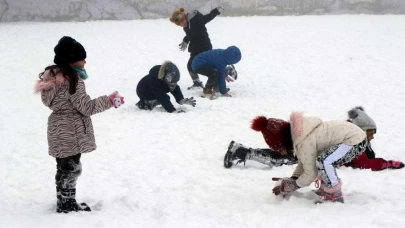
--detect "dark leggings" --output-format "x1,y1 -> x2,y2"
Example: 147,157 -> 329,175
55,153 -> 82,189
250,148 -> 298,167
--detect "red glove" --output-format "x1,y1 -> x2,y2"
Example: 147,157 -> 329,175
272,177 -> 300,196
109,91 -> 125,108
384,160 -> 405,169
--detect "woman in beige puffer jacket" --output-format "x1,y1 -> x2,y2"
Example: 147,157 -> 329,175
252,112 -> 366,203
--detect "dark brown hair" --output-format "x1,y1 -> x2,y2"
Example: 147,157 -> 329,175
282,125 -> 294,152
38,65 -> 78,94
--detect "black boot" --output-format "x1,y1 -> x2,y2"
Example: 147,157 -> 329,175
136,100 -> 160,111
57,188 -> 91,213
187,80 -> 204,90
224,141 -> 251,168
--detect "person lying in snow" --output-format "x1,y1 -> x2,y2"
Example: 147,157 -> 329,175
223,116 -> 298,168
135,61 -> 196,113
343,106 -> 404,171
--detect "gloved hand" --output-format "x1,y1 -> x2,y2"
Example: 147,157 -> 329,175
179,40 -> 188,52
109,91 -> 125,108
272,177 -> 300,196
216,6 -> 225,14
179,97 -> 196,107
386,160 -> 404,169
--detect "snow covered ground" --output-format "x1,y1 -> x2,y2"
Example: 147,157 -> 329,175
1,15 -> 405,228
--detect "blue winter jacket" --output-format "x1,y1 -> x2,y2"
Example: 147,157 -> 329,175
136,65 -> 184,113
191,46 -> 242,94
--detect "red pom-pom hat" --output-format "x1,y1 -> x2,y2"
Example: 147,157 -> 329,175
251,116 -> 291,151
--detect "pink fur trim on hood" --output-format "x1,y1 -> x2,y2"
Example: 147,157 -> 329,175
34,70 -> 67,94
290,112 -> 304,139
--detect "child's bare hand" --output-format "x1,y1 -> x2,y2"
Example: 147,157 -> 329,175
226,75 -> 234,82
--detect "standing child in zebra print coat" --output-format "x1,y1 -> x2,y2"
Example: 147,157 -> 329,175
35,36 -> 125,213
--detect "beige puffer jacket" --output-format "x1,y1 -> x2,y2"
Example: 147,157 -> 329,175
290,112 -> 366,186
35,69 -> 111,158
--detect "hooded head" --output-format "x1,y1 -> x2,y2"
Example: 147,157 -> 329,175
348,106 -> 376,132
170,8 -> 187,26
54,36 -> 86,66
224,46 -> 242,65
158,61 -> 180,91
251,116 -> 293,152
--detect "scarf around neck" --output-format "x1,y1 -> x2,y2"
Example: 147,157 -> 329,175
72,66 -> 89,80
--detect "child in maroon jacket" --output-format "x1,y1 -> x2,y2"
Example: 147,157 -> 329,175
344,107 -> 404,171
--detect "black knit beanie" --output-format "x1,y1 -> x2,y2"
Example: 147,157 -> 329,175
53,36 -> 86,66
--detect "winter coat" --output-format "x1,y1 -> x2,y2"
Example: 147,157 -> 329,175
35,69 -> 111,158
290,112 -> 366,186
343,143 -> 391,171
136,65 -> 184,113
191,46 -> 242,94
183,9 -> 220,55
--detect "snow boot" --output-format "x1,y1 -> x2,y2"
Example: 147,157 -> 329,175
315,183 -> 344,204
201,88 -> 217,100
187,80 -> 204,90
224,141 -> 250,168
57,188 -> 91,213
136,99 -> 160,111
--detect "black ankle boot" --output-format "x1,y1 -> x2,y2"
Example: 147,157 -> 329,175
224,141 -> 251,168
57,188 -> 91,213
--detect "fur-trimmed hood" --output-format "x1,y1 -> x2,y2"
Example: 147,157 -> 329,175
158,61 -> 172,80
157,61 -> 180,83
34,69 -> 68,94
290,112 -> 322,145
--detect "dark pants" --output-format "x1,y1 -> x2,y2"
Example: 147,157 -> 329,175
136,99 -> 160,111
248,148 -> 298,167
187,54 -> 200,82
55,153 -> 82,189
194,66 -> 219,90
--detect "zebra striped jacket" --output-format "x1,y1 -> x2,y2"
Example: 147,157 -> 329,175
35,69 -> 112,158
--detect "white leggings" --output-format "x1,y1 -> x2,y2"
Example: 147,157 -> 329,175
316,140 -> 367,188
